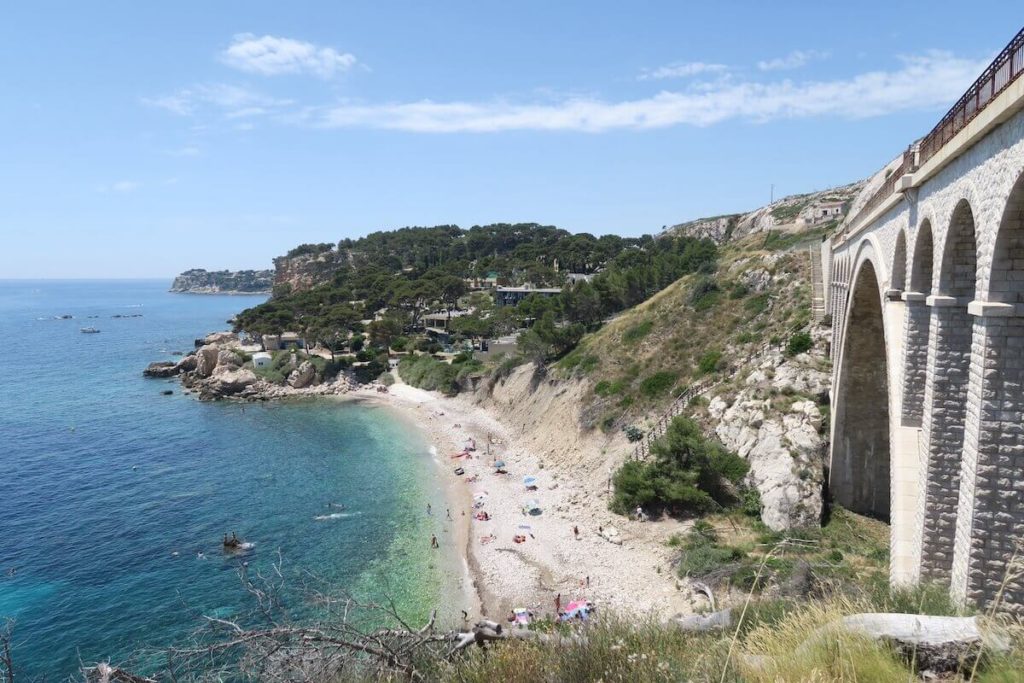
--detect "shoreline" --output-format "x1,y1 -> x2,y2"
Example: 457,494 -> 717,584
351,377 -> 697,623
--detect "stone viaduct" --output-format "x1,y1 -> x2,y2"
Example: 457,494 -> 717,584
826,27 -> 1024,607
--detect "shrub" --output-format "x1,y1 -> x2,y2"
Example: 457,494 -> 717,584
621,320 -> 654,344
623,425 -> 645,442
492,354 -> 523,382
677,528 -> 747,577
697,349 -> 723,375
610,417 -> 749,516
639,371 -> 677,398
594,379 -> 625,397
560,349 -> 600,373
785,332 -> 813,356
379,372 -> 395,386
729,282 -> 750,299
689,277 -> 721,311
398,355 -> 461,395
745,293 -> 770,315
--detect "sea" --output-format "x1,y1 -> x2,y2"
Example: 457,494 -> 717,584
0,280 -> 457,678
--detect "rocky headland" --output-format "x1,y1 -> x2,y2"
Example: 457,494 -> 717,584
170,269 -> 274,294
143,331 -> 357,401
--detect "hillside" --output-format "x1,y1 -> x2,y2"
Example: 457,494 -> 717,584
665,181 -> 864,244
483,229 -> 832,531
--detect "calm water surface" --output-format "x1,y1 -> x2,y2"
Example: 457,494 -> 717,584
0,280 -> 454,678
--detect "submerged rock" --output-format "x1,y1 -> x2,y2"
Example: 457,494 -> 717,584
143,361 -> 179,378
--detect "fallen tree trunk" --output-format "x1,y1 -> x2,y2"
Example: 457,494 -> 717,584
446,620 -> 586,657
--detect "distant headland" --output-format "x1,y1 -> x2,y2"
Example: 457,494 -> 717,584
170,268 -> 274,295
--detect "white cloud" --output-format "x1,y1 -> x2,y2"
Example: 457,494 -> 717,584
305,51 -> 985,132
638,61 -> 728,81
142,83 -> 292,119
220,33 -> 357,78
145,51 -> 987,134
757,49 -> 828,71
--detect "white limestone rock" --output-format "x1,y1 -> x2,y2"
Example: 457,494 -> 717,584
287,360 -> 317,389
195,345 -> 221,378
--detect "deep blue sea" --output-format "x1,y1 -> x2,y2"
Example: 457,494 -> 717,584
0,280 -> 456,679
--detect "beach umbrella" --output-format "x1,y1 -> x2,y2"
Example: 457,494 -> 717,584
473,492 -> 488,501
523,475 -> 538,488
522,499 -> 542,515
493,460 -> 506,468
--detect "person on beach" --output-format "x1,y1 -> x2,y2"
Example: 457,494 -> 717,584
555,593 -> 561,614
427,503 -> 432,515
573,525 -> 579,539
431,534 -> 439,549
446,508 -> 452,520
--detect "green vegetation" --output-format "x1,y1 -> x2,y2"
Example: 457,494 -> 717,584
697,349 -> 722,375
611,417 -> 748,516
622,320 -> 654,344
558,235 -> 816,428
398,353 -> 483,396
785,331 -> 813,356
639,371 -> 677,398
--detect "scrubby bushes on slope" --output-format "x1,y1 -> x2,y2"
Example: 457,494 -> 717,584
611,417 -> 748,516
399,354 -> 483,396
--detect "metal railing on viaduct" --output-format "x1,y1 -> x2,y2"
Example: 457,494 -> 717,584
848,27 -> 1024,233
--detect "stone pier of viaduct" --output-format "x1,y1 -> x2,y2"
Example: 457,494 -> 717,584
827,27 -> 1024,608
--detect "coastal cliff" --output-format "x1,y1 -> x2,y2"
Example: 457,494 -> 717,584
170,268 -> 274,294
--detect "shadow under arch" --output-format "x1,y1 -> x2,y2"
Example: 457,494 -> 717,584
951,167 -> 1024,607
831,257 -> 890,522
901,220 -> 934,427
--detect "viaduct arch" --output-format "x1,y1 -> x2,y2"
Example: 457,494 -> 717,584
826,27 -> 1024,607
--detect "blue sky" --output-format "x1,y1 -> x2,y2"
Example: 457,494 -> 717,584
0,2 -> 1016,278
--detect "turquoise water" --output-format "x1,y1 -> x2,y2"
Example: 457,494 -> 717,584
0,281 -> 454,678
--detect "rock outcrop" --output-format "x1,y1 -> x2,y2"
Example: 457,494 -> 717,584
705,328 -> 831,531
170,269 -> 274,294
143,330 -> 357,401
666,181 -> 865,245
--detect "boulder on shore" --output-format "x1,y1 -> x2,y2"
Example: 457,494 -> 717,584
200,368 -> 258,399
195,345 -> 220,378
287,360 -> 317,389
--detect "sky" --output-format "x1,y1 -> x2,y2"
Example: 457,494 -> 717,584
0,1 -> 1018,278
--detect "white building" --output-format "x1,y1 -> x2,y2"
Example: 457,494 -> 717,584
253,351 -> 272,368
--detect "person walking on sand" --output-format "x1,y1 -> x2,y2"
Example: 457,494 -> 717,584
427,503 -> 432,515
447,508 -> 452,520
573,525 -> 579,539
431,534 -> 439,549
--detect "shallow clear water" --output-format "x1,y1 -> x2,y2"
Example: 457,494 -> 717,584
0,281 -> 454,678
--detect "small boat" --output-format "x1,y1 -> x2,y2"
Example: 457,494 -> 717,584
79,327 -> 100,333
454,467 -> 465,476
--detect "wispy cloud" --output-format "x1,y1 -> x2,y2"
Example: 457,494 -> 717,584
303,51 -> 985,132
757,49 -> 828,71
638,61 -> 728,81
142,83 -> 292,119
220,33 -> 357,78
147,51 -> 986,134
